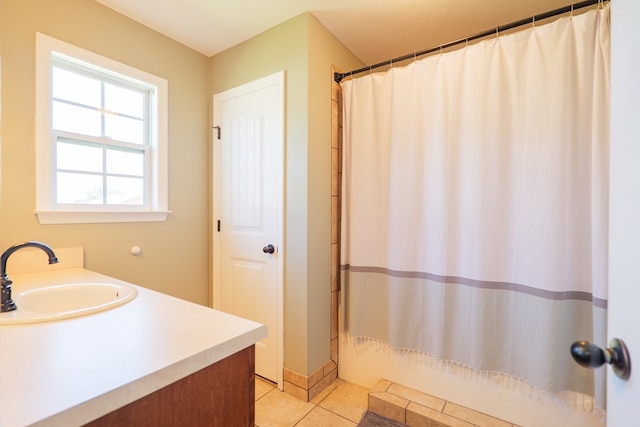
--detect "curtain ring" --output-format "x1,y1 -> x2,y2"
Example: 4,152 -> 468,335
495,26 -> 499,38
570,4 -> 574,16
532,15 -> 535,27
413,51 -> 417,62
465,37 -> 469,47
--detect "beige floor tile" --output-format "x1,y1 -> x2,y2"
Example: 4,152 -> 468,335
388,383 -> 446,411
368,391 -> 408,423
296,406 -> 358,427
255,388 -> 315,427
317,378 -> 370,423
443,402 -> 511,427
407,402 -> 474,427
371,378 -> 392,393
256,377 -> 276,401
310,377 -> 341,405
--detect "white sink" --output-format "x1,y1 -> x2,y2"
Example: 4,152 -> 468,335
0,282 -> 138,325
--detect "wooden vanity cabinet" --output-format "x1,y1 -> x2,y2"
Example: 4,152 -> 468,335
84,345 -> 255,427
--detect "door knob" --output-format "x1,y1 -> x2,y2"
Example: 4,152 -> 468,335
570,338 -> 631,380
262,244 -> 275,254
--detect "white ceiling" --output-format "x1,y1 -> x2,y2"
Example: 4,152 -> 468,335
95,0 -> 578,66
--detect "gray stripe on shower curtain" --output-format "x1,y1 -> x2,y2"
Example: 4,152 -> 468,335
343,264 -> 607,308
341,268 -> 607,405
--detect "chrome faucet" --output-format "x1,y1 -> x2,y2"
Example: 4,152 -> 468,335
1,241 -> 59,312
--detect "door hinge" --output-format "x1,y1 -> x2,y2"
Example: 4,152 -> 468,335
213,126 -> 221,140
217,220 -> 221,232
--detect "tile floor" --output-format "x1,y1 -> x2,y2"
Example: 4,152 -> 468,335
255,376 -> 520,427
255,376 -> 371,427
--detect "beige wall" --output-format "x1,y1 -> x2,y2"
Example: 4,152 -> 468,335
0,0 -> 365,377
210,13 -> 310,375
210,13 -> 362,375
306,15 -> 363,373
0,0 -> 210,304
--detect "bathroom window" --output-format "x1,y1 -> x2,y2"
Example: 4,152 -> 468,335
35,33 -> 169,224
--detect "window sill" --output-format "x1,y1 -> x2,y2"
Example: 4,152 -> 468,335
35,210 -> 171,225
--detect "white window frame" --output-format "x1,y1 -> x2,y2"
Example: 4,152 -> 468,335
35,33 -> 169,224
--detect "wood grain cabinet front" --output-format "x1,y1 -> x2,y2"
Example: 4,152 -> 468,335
84,345 -> 256,427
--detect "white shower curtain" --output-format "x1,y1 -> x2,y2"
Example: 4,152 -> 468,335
340,5 -> 610,409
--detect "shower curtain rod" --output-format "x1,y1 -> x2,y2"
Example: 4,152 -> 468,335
334,0 -> 608,83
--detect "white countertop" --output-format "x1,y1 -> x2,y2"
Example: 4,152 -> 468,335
0,267 -> 267,427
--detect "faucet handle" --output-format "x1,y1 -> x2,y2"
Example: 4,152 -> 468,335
1,275 -> 17,312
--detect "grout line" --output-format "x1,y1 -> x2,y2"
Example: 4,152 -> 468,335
256,376 -> 368,427
291,405 -> 316,426
292,406 -> 358,427
254,380 -> 278,403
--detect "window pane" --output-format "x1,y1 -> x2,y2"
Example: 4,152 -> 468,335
105,83 -> 144,118
53,67 -> 101,107
57,140 -> 103,173
53,101 -> 101,136
107,176 -> 144,205
41,40 -> 165,216
106,148 -> 144,177
105,114 -> 144,144
57,172 -> 103,204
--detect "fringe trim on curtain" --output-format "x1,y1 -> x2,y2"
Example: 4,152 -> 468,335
342,333 -> 605,422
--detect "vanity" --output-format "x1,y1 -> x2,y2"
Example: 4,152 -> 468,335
0,247 -> 267,427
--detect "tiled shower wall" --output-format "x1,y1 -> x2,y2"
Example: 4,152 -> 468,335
330,66 -> 342,367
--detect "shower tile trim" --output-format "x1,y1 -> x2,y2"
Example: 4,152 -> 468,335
283,363 -> 339,402
369,379 -> 522,427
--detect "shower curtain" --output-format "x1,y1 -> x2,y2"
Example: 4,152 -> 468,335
340,5 -> 610,409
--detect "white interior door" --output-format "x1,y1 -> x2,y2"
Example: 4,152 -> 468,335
212,72 -> 284,386
607,1 -> 639,424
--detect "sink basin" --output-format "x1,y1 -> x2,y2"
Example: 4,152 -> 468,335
0,282 -> 138,325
